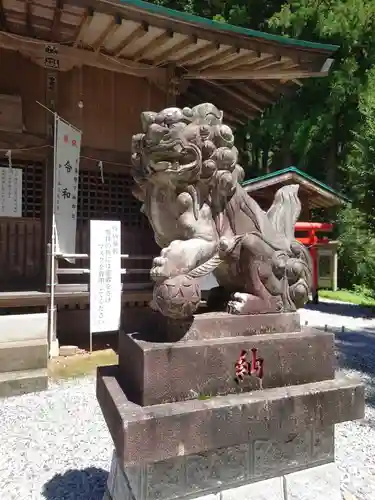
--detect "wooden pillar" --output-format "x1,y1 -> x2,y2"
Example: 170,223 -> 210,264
41,45 -> 60,251
42,47 -> 59,356
165,64 -> 178,107
332,246 -> 338,292
307,229 -> 319,304
42,69 -> 58,286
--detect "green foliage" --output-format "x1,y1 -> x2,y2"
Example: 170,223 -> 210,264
336,207 -> 375,293
319,288 -> 375,307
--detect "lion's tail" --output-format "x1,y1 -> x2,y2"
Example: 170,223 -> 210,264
267,184 -> 301,244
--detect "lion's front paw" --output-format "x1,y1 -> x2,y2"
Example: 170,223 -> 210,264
227,292 -> 250,314
150,256 -> 179,281
227,292 -> 283,315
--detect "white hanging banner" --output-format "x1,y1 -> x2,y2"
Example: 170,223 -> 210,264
54,116 -> 81,260
90,220 -> 122,335
0,166 -> 22,217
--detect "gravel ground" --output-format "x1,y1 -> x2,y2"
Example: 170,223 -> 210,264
0,300 -> 374,500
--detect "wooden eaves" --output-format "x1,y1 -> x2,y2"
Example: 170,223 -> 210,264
0,0 -> 339,128
242,167 -> 350,210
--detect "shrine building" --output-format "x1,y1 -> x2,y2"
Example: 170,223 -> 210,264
0,0 -> 339,393
242,166 -> 349,301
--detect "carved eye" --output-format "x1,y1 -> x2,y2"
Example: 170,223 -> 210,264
219,125 -> 233,141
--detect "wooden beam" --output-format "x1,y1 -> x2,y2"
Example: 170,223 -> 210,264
25,0 -> 34,37
0,130 -> 50,161
50,0 -> 64,42
184,69 -> 330,80
176,42 -> 220,66
92,15 -> 121,53
189,46 -> 240,71
292,79 -> 303,86
0,31 -> 167,80
189,84 -> 251,121
63,0 -> 333,65
232,82 -> 274,104
0,0 -> 7,31
152,36 -> 196,67
74,7 -> 94,48
132,30 -> 174,62
113,22 -> 148,58
0,129 -> 134,167
205,80 -> 262,113
80,146 -> 132,169
184,91 -> 243,126
236,58 -> 297,75
254,80 -> 278,93
242,54 -> 282,71
214,51 -> 260,72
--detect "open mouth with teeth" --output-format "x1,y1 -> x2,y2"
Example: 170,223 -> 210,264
145,143 -> 201,180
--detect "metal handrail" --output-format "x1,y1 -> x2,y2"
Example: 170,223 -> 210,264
55,253 -> 154,260
56,268 -> 150,275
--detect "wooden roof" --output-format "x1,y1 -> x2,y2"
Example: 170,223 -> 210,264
0,0 -> 338,126
242,167 -> 349,209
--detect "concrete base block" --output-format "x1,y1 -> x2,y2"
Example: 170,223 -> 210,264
104,452 -> 343,500
0,368 -> 48,398
0,339 -> 48,373
97,365 -> 363,466
0,313 -> 47,343
119,329 -> 335,406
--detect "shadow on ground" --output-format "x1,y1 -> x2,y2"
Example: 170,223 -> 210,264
306,300 -> 375,318
335,327 -> 375,407
42,467 -> 108,500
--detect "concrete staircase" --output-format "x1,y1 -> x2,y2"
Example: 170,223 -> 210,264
0,313 -> 48,398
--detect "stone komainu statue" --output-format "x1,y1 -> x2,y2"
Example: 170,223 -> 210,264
131,103 -> 312,319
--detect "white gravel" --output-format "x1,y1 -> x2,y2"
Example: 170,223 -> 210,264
0,377 -> 112,500
0,300 -> 374,500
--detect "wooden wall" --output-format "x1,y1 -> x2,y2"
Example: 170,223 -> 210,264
0,49 -> 47,135
0,218 -> 43,291
58,66 -> 165,152
0,48 -> 166,151
0,50 -> 165,293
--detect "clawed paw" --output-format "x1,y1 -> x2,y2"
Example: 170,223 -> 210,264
150,255 -> 180,281
227,292 -> 250,314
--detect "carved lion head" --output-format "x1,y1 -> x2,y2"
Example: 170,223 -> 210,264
131,103 -> 245,201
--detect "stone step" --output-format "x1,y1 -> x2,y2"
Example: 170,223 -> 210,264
0,313 -> 47,343
0,368 -> 48,398
0,339 -> 48,373
119,328 -> 335,405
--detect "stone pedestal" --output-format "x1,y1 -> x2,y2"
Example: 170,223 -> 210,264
97,311 -> 364,500
104,451 -> 343,500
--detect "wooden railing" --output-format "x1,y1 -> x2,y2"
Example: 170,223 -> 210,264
46,249 -> 155,354
46,246 -> 154,295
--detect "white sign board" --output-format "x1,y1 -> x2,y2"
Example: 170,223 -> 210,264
90,220 -> 121,334
0,167 -> 22,217
54,116 -> 81,258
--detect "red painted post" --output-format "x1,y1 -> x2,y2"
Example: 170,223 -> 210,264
295,223 -> 325,304
310,244 -> 319,304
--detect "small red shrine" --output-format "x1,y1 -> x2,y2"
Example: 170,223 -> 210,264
242,167 -> 349,303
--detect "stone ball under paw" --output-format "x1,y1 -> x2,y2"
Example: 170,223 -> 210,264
153,275 -> 201,319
